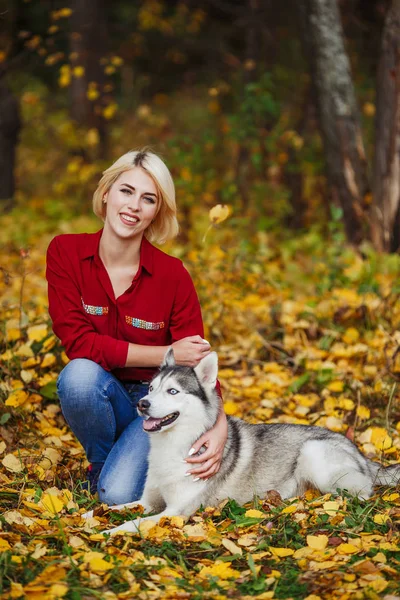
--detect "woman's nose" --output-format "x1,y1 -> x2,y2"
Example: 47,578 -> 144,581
127,196 -> 140,211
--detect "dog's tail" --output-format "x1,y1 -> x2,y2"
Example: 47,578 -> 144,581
372,462 -> 400,487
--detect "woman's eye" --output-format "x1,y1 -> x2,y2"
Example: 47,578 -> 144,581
144,196 -> 156,204
121,188 -> 132,195
168,388 -> 179,395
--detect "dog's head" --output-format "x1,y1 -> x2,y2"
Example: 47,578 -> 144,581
138,349 -> 219,434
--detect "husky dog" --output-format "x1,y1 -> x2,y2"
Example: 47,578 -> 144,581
86,350 -> 400,534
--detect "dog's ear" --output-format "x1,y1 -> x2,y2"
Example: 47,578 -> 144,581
162,346 -> 176,368
194,352 -> 218,387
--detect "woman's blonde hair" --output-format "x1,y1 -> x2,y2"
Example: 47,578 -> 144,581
93,149 -> 179,244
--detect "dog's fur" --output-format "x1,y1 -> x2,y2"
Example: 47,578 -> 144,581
85,350 -> 400,534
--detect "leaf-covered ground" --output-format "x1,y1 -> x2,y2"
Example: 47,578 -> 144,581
1,217 -> 400,600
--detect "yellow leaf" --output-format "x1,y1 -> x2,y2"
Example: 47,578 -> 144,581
59,8 -> 72,17
103,103 -> 118,119
336,543 -> 359,554
322,501 -> 340,515
269,546 -> 295,558
40,491 -> 64,514
223,401 -> 239,415
222,538 -> 243,555
41,353 -> 56,368
5,390 -> 29,407
382,492 -> 399,501
209,204 -> 231,224
73,65 -> 85,77
49,583 -> 68,597
6,328 -> 21,342
87,86 -> 99,101
42,335 -> 56,352
307,535 -> 329,550
370,427 -> 392,450
281,504 -> 297,514
357,405 -> 370,420
86,128 -> 99,147
68,535 -> 85,548
111,55 -> 123,66
40,447 -> 62,467
363,102 -> 376,117
138,520 -> 157,537
327,380 -> 344,392
374,514 -> 390,525
183,523 -> 207,541
27,324 -> 48,342
170,516 -> 185,528
0,441 -> 6,454
15,342 -> 34,358
245,509 -> 265,519
237,534 -> 257,547
88,555 -> 113,573
20,369 -> 34,384
9,582 -> 24,598
342,327 -> 360,344
199,561 -> 240,580
2,454 -> 24,473
0,539 -> 11,551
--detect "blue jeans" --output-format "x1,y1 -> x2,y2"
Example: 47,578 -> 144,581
57,358 -> 150,505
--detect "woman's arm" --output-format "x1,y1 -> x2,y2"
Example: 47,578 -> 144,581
125,335 -> 210,368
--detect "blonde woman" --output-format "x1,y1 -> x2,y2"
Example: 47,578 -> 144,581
46,150 -> 227,503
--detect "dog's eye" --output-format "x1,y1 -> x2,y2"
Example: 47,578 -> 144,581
168,388 -> 179,395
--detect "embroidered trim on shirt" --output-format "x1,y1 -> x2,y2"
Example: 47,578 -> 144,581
81,298 -> 109,316
125,316 -> 165,330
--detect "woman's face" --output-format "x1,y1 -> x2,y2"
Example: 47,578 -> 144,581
103,167 -> 159,241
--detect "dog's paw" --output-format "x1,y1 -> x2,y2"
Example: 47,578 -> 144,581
102,519 -> 141,536
81,509 -> 94,519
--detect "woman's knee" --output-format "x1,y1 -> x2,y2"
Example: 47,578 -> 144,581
97,472 -> 145,505
57,359 -> 105,396
57,359 -> 110,414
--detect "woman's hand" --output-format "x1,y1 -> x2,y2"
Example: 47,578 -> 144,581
184,409 -> 228,479
171,335 -> 210,367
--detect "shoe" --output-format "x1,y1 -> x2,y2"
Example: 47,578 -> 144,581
82,463 -> 103,494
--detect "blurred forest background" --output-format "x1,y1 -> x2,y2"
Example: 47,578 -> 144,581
1,0 -> 400,252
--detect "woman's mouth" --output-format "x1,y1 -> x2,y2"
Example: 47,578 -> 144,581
120,213 -> 140,226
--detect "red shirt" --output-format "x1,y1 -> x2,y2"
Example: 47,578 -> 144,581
46,229 -> 204,381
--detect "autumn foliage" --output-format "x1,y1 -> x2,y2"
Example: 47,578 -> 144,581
1,196 -> 400,598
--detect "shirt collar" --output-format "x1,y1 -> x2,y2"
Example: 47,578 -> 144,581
80,229 -> 154,275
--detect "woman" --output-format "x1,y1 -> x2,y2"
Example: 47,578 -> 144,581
46,149 -> 228,505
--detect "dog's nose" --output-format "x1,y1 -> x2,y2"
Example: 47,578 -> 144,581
138,398 -> 150,411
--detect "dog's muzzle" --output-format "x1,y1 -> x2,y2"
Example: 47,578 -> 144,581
138,398 -> 179,432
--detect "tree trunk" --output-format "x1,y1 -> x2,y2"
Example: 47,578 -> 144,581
236,0 -> 260,212
0,77 -> 21,212
371,0 -> 400,253
297,0 -> 369,245
69,0 -> 109,157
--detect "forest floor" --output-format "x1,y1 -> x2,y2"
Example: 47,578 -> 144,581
1,211 -> 400,600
